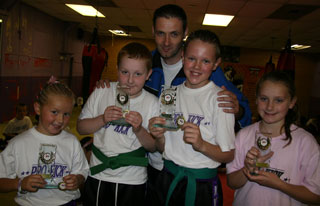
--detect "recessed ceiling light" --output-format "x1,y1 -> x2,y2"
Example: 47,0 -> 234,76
65,4 -> 105,17
108,30 -> 132,36
202,14 -> 234,27
291,44 -> 311,50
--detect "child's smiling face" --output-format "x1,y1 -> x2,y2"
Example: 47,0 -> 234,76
183,39 -> 220,89
34,94 -> 74,136
256,80 -> 296,127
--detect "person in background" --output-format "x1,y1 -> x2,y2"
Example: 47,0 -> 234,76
226,71 -> 320,205
148,29 -> 235,206
0,76 -> 89,206
3,103 -> 33,141
77,42 -> 158,206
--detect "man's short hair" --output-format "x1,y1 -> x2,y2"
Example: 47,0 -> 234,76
153,4 -> 187,33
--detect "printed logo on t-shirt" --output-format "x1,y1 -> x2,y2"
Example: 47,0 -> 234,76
103,123 -> 131,135
173,113 -> 206,127
265,167 -> 291,182
19,163 -> 70,177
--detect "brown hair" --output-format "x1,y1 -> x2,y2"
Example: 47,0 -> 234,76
184,29 -> 221,60
256,71 -> 298,147
117,42 -> 152,71
36,77 -> 75,106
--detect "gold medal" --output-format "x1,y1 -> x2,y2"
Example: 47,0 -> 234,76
39,151 -> 55,164
176,116 -> 185,128
256,136 -> 271,150
161,93 -> 174,105
58,182 -> 67,190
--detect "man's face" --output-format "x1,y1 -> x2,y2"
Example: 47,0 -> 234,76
153,17 -> 187,65
16,106 -> 28,120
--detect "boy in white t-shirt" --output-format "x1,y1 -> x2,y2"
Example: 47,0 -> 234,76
77,42 -> 158,205
3,103 -> 33,141
149,30 -> 235,206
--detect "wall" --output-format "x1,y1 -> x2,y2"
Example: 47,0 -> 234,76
309,62 -> 320,117
0,2 -> 319,122
100,36 -> 155,81
239,48 -> 319,118
0,2 -> 86,122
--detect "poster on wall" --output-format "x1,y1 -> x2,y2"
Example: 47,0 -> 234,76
222,62 -> 265,121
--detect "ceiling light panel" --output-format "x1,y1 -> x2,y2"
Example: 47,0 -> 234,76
202,14 -> 234,27
65,4 -> 105,17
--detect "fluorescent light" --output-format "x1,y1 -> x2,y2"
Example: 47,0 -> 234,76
291,44 -> 311,50
202,14 -> 234,27
65,4 -> 105,17
108,30 -> 132,36
183,35 -> 188,41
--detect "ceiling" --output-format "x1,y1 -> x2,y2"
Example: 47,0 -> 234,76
14,0 -> 320,53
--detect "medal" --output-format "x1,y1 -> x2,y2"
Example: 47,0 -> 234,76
154,85 -> 179,130
110,83 -> 131,126
256,136 -> 271,151
117,93 -> 129,105
161,93 -> 174,105
254,131 -> 272,169
58,182 -> 67,190
176,116 -> 185,128
39,151 -> 55,164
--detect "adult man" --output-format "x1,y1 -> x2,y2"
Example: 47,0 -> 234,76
144,4 -> 251,205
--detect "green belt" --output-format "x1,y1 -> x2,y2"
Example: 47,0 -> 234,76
90,144 -> 148,175
164,159 -> 217,206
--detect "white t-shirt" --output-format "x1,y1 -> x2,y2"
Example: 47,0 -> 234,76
226,122 -> 320,206
79,82 -> 158,184
0,127 -> 89,206
148,59 -> 183,170
161,58 -> 183,86
163,81 -> 235,168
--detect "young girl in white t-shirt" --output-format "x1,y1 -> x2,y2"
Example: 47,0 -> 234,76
0,76 -> 89,206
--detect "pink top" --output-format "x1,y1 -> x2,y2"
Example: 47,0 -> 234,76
227,122 -> 320,206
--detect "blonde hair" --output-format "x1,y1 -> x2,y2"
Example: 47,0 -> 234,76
36,77 -> 75,106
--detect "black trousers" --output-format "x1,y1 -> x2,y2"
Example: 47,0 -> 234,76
83,176 -> 146,206
146,165 -> 223,206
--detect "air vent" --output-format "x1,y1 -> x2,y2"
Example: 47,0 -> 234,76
267,4 -> 319,20
85,0 -> 117,8
119,25 -> 142,32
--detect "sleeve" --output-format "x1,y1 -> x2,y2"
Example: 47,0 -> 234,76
27,117 -> 33,129
143,95 -> 160,131
215,97 -> 235,152
226,129 -> 247,174
300,134 -> 320,195
78,87 -> 104,120
0,142 -> 17,179
210,66 -> 252,128
70,138 -> 89,179
3,120 -> 14,134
